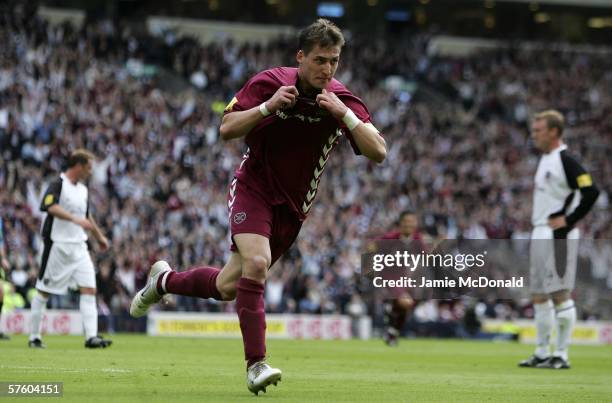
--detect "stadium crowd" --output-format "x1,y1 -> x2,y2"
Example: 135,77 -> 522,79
1,7 -> 610,334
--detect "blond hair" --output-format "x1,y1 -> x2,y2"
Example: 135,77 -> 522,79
534,110 -> 565,137
67,149 -> 96,167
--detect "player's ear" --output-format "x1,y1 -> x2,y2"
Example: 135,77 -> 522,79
296,50 -> 304,65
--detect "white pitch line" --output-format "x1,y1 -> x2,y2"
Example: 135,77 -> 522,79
1,365 -> 132,374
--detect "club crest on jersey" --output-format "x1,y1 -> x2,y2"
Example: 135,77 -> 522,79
233,212 -> 247,224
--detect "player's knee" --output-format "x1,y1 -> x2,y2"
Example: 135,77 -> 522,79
532,294 -> 549,304
80,287 -> 96,295
243,254 -> 270,279
551,290 -> 570,305
37,290 -> 50,299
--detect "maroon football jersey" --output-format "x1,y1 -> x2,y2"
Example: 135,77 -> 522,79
224,67 -> 371,220
380,230 -> 423,241
379,230 -> 427,252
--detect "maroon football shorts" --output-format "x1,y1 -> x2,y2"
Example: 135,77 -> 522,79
228,178 -> 302,265
381,267 -> 413,300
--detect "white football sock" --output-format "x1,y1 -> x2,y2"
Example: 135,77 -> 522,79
29,293 -> 48,341
554,299 -> 576,361
80,294 -> 98,340
533,300 -> 554,358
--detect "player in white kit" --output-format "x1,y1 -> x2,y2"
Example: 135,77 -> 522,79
29,149 -> 112,349
519,110 -> 599,369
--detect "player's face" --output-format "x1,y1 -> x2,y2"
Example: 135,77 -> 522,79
296,45 -> 341,92
79,160 -> 93,181
531,119 -> 557,152
399,214 -> 418,238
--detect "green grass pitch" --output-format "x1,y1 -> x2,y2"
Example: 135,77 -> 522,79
1,335 -> 611,402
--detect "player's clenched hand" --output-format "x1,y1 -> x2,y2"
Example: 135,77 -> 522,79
266,86 -> 299,113
316,89 -> 348,120
98,236 -> 110,251
548,215 -> 567,230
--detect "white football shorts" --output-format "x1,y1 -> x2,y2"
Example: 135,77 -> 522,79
36,241 -> 96,294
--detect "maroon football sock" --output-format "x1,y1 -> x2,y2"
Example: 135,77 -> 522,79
158,267 -> 222,300
236,277 -> 266,368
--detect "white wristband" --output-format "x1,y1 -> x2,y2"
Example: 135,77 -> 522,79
259,102 -> 271,117
342,108 -> 361,131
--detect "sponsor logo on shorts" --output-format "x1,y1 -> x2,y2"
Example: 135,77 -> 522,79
233,212 -> 247,224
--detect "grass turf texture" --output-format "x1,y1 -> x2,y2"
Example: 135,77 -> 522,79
1,335 -> 610,402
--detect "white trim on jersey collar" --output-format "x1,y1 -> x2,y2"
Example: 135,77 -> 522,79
60,172 -> 78,185
546,143 -> 567,155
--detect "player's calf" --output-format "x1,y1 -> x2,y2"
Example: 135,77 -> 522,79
216,280 -> 237,301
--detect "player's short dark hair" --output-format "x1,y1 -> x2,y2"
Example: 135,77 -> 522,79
298,18 -> 345,54
399,209 -> 416,220
67,149 -> 95,168
534,110 -> 565,137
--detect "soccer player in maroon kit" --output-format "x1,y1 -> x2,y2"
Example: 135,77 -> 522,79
130,19 -> 386,395
375,210 -> 420,346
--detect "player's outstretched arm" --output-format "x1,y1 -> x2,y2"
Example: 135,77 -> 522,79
316,89 -> 386,163
219,86 -> 299,141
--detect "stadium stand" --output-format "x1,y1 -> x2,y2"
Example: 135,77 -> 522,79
0,5 -> 610,334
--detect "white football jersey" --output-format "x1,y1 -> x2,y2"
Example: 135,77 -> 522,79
532,144 -> 596,228
40,173 -> 89,242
